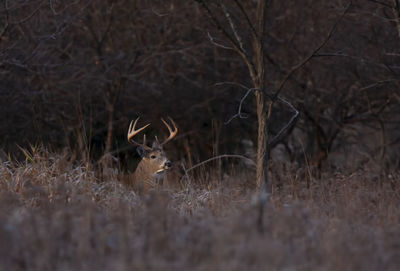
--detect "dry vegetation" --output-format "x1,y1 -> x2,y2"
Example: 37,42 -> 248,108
0,148 -> 399,271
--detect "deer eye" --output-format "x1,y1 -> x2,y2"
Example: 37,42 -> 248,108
150,155 -> 156,159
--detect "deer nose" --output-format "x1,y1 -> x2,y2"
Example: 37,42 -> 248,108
165,160 -> 172,168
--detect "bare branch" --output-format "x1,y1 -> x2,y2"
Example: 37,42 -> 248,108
10,0 -> 47,24
214,81 -> 250,90
257,0 -> 268,46
196,0 -> 257,79
184,154 -> 256,174
99,4 -> 115,53
366,0 -> 393,9
220,3 -> 247,56
232,0 -> 258,39
49,0 -> 82,15
0,1 -> 9,40
151,8 -> 170,17
359,79 -> 399,91
218,82 -> 274,125
268,97 -> 299,147
224,88 -> 255,124
207,32 -> 233,50
196,1 -> 241,52
314,52 -> 394,72
273,2 -> 352,99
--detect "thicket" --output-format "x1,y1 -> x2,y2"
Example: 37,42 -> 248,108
1,0 -> 398,174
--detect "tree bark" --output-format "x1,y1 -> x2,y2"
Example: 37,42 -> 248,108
252,0 -> 268,189
254,90 -> 268,189
104,103 -> 114,155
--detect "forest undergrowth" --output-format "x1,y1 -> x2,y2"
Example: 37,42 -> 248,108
0,148 -> 399,271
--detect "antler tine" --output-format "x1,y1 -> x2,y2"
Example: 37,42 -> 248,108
127,117 -> 151,150
143,134 -> 147,147
160,117 -> 178,146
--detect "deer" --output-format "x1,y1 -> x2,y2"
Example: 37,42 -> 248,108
121,117 -> 178,194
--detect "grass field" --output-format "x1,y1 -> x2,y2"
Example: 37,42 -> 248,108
1,149 -> 399,271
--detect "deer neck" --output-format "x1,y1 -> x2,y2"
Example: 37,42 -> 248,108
135,161 -> 165,183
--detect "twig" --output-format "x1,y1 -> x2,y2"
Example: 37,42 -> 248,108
151,8 -> 170,17
214,81 -> 250,90
207,32 -> 233,50
273,1 -> 352,99
0,1 -> 9,40
269,97 -> 299,147
215,82 -> 272,125
366,0 -> 393,9
184,154 -> 256,174
220,3 -> 246,55
314,53 -> 394,72
233,0 -> 258,39
10,0 -> 47,24
195,0 -> 257,80
49,0 -> 82,15
196,1 -> 242,54
224,88 -> 257,124
359,79 -> 398,91
99,3 -> 115,52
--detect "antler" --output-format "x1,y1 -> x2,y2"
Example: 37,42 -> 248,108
127,117 -> 152,150
160,117 -> 178,146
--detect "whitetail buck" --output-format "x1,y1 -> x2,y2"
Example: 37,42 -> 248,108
121,117 -> 178,194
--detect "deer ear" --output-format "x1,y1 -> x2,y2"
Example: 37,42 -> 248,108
136,146 -> 147,158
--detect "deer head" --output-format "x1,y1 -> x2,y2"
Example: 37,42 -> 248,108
125,117 -> 178,193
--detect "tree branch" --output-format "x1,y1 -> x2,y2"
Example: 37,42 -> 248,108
224,88 -> 255,124
268,97 -> 299,147
257,0 -> 268,47
196,0 -> 257,80
233,0 -> 258,39
10,0 -> 47,24
273,2 -> 351,100
0,1 -> 9,40
184,154 -> 256,174
220,3 -> 247,56
207,32 -> 233,50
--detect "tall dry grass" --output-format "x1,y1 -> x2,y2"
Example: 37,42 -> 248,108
0,148 -> 399,271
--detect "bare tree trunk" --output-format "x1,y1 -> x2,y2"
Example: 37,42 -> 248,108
101,79 -> 122,177
104,103 -> 115,154
196,0 -> 269,189
255,90 -> 268,189
253,0 -> 268,189
103,76 -> 122,156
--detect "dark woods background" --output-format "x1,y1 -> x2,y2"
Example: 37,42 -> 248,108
1,0 -> 399,174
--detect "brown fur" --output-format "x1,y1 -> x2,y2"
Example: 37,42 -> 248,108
123,117 -> 178,194
121,146 -> 170,195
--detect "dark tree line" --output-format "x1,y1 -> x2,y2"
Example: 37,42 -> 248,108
0,0 -> 399,176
